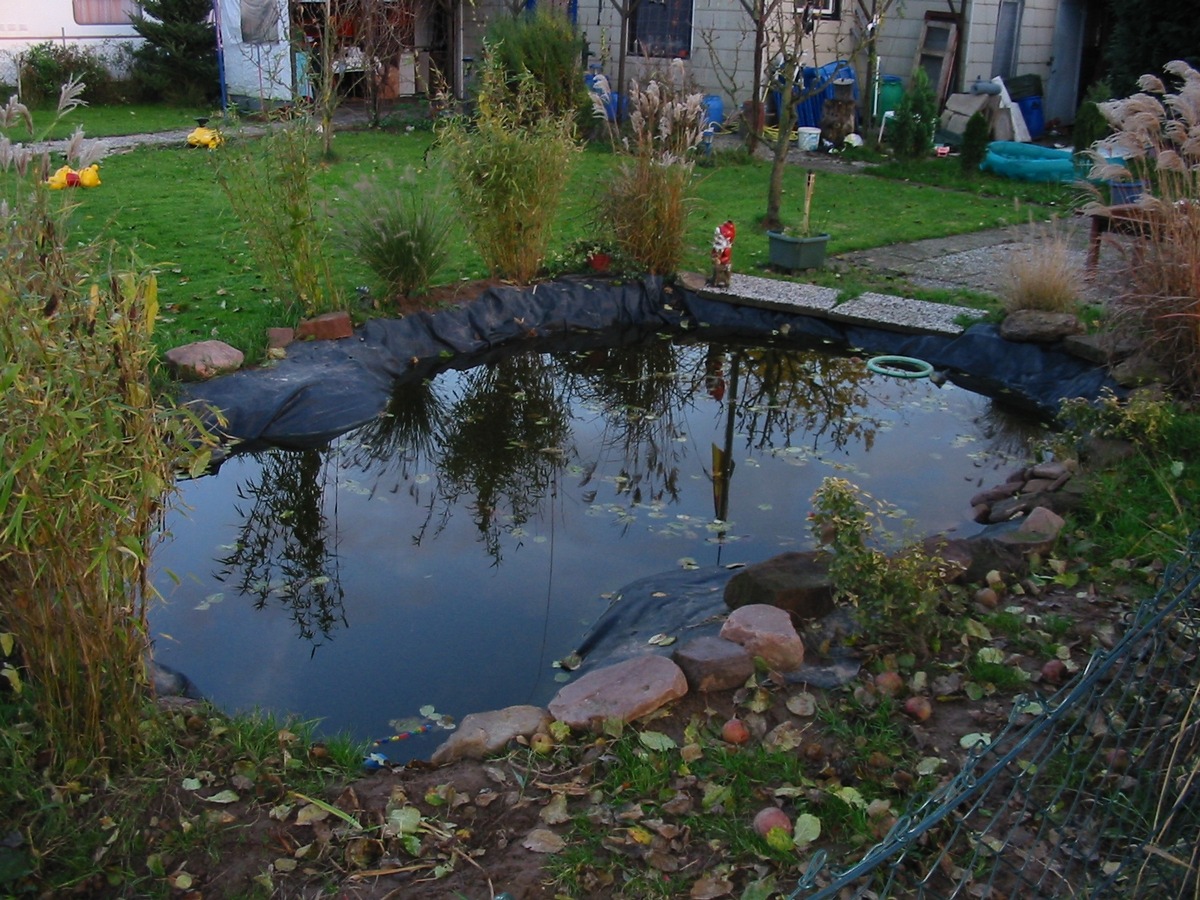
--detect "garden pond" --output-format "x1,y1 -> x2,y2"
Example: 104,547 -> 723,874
149,333 -> 1045,762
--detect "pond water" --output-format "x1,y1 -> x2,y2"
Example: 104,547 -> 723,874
149,334 -> 1043,760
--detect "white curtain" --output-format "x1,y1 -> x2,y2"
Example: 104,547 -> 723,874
241,0 -> 284,44
72,0 -> 138,26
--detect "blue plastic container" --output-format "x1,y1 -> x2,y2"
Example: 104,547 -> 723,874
1016,95 -> 1045,140
703,94 -> 725,128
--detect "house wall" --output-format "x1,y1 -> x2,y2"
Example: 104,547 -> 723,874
462,0 -> 1065,124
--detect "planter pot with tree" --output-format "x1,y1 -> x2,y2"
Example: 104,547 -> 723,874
767,170 -> 829,271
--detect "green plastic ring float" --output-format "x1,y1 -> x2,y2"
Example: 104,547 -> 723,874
866,355 -> 934,379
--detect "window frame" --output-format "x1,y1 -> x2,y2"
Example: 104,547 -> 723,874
72,0 -> 138,26
628,0 -> 694,60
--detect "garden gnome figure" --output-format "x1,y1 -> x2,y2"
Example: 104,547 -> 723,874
710,219 -> 736,288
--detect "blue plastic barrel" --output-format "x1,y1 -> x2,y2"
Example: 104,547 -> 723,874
1016,95 -> 1044,140
703,94 -> 724,128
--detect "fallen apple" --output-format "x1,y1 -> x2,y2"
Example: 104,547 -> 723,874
721,717 -> 750,745
1040,659 -> 1067,684
874,671 -> 905,697
752,806 -> 792,838
903,696 -> 932,722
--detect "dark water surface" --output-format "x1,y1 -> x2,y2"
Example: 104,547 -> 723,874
150,336 -> 1043,759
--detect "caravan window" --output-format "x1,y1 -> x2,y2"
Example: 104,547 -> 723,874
73,0 -> 138,25
242,0 -> 283,44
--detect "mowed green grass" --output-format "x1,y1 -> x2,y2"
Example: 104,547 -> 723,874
56,125 -> 1056,358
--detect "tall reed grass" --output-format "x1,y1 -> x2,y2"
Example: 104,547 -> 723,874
0,83 -> 212,770
1000,222 -> 1085,313
596,70 -> 707,275
1089,60 -> 1200,398
212,111 -> 342,319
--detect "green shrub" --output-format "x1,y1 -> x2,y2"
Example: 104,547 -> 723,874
888,69 -> 937,160
0,85 -> 213,771
484,9 -> 589,125
960,110 -> 991,175
17,42 -> 118,105
809,477 -> 959,659
130,0 -> 219,105
438,53 -> 578,283
342,167 -> 454,300
1072,81 -> 1113,153
212,114 -> 342,318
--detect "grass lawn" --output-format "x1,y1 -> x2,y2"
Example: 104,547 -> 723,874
51,120 -> 1075,360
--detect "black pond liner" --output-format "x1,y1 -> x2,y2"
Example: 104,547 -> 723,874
182,275 -> 1121,453
179,276 -> 1123,688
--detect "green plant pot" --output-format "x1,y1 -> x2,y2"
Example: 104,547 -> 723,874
767,231 -> 830,271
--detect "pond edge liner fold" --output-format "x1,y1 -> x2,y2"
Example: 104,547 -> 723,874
180,276 -> 1122,456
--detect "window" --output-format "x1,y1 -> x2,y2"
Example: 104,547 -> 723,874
793,0 -> 840,21
991,0 -> 1023,80
629,0 -> 693,59
72,0 -> 137,26
242,0 -> 283,44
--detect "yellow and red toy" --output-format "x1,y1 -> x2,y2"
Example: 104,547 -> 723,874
47,164 -> 101,189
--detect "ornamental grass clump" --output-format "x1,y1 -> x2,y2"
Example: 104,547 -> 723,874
1000,220 -> 1085,313
342,166 -> 454,301
1089,60 -> 1200,398
438,51 -> 578,283
212,112 -> 342,319
0,82 -> 214,771
597,70 -> 707,275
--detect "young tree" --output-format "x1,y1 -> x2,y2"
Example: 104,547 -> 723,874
130,0 -> 218,105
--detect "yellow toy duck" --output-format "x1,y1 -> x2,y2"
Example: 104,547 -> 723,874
47,163 -> 101,189
186,117 -> 223,149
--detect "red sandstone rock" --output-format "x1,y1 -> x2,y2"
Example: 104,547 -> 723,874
548,655 -> 688,730
719,604 -> 805,672
295,310 -> 353,341
164,340 -> 244,381
430,705 -> 552,766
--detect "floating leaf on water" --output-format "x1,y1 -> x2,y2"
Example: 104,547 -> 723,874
678,557 -> 699,570
647,633 -> 676,647
555,652 -> 582,671
419,705 -> 438,718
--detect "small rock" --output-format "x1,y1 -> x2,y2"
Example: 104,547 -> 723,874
672,636 -> 754,692
719,604 -> 805,671
999,310 -> 1084,343
1019,506 -> 1065,541
723,551 -> 835,620
266,326 -> 294,349
164,340 -> 244,381
430,705 -> 552,766
548,656 -> 688,730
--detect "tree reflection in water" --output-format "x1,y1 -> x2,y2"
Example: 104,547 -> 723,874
214,448 -> 346,649
211,336 -> 1037,649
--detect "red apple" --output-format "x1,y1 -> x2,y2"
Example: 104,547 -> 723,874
874,671 -> 905,697
752,806 -> 792,837
1041,659 -> 1067,684
721,717 -> 750,745
903,696 -> 932,722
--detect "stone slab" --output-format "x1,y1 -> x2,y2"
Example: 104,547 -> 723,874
687,272 -> 840,316
827,292 -> 986,335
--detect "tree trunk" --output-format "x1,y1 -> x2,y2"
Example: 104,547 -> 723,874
764,93 -> 795,230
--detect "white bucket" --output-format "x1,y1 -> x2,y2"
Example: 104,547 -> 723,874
796,126 -> 821,151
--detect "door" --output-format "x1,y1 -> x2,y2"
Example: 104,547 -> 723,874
1045,0 -> 1086,126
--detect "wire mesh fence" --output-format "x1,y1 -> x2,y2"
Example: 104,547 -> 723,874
792,533 -> 1200,899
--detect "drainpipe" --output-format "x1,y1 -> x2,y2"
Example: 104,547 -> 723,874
952,0 -> 969,95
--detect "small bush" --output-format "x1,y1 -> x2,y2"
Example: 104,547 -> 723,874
0,85 -> 213,771
809,477 -> 959,659
484,9 -> 589,126
1000,222 -> 1084,313
888,69 -> 937,160
439,53 -> 578,283
960,110 -> 991,175
17,42 -> 117,105
343,168 -> 454,300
